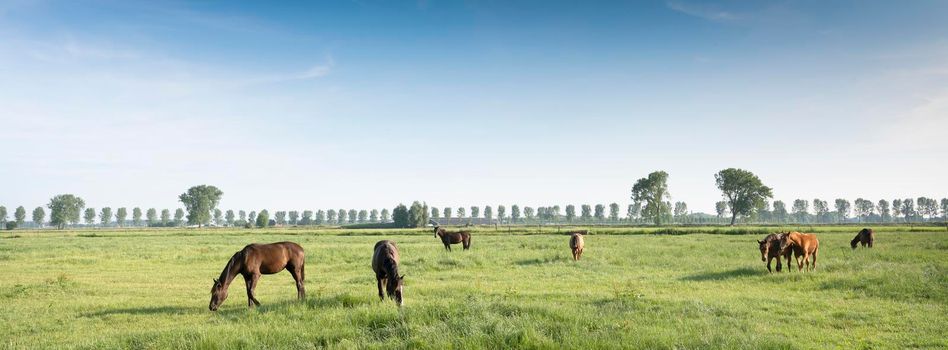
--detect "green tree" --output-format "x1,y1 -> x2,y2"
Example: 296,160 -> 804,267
174,208 -> 185,226
226,210 -> 235,226
430,207 -> 440,219
900,198 -> 915,222
288,211 -> 299,225
940,198 -> 948,221
275,211 -> 287,225
116,207 -> 128,227
628,202 -> 642,222
608,203 -> 620,221
161,209 -> 171,225
300,210 -> 313,225
673,202 -> 687,221
14,206 -> 26,226
877,199 -> 890,222
348,209 -> 357,224
325,209 -> 335,224
392,204 -> 409,228
565,205 -> 576,222
497,205 -> 506,224
178,185 -> 223,227
772,201 -> 788,223
132,207 -> 143,227
84,208 -> 96,226
443,207 -> 451,219
511,205 -> 520,223
792,199 -> 808,223
854,198 -> 874,222
99,207 -> 113,226
147,208 -> 158,226
370,209 -> 379,223
337,209 -> 347,224
471,206 -> 480,218
213,209 -> 223,225
594,204 -> 605,221
484,206 -> 493,221
715,201 -> 728,218
813,199 -> 829,223
457,207 -> 466,219
714,168 -> 773,226
255,210 -> 270,228
358,210 -> 368,223
834,199 -> 851,222
892,199 -> 903,222
47,194 -> 86,229
631,171 -> 672,225
32,207 -> 46,227
408,201 -> 429,228
0,206 -> 6,225
381,208 -> 390,222
581,204 -> 592,221
524,206 -> 535,221
315,210 -> 326,225
238,210 -> 247,223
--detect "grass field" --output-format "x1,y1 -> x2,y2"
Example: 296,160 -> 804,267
1,227 -> 946,349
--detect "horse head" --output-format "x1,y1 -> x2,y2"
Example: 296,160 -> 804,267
386,274 -> 405,306
778,233 -> 795,254
209,278 -> 228,311
433,226 -> 441,237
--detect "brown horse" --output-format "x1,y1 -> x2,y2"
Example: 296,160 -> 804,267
372,240 -> 404,306
209,242 -> 305,311
779,232 -> 819,272
851,228 -> 874,249
434,226 -> 471,251
757,233 -> 794,272
569,232 -> 585,261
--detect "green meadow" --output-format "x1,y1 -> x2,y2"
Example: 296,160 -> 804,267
1,227 -> 945,349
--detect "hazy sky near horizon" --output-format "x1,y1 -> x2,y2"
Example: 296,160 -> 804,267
1,0 -> 946,214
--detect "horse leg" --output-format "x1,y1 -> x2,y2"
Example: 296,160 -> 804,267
446,243 -> 452,252
289,264 -> 305,300
578,248 -> 583,260
766,257 -> 772,273
376,276 -> 385,301
243,274 -> 256,308
248,273 -> 262,306
811,249 -> 817,271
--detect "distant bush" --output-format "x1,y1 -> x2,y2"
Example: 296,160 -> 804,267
5,222 -> 17,230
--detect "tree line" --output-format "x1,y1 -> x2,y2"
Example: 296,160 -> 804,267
3,173 -> 946,230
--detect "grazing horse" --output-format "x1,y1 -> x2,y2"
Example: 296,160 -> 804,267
569,232 -> 585,261
851,228 -> 874,249
779,232 -> 819,272
372,240 -> 404,306
434,226 -> 471,251
757,233 -> 794,272
209,242 -> 305,311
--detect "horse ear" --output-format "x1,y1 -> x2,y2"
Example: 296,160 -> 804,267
757,240 -> 763,244
213,278 -> 219,285
399,274 -> 406,280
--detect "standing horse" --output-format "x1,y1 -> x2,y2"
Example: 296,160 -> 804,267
757,233 -> 794,272
372,240 -> 404,306
779,232 -> 819,272
851,228 -> 874,249
209,242 -> 305,311
434,226 -> 471,251
569,232 -> 585,261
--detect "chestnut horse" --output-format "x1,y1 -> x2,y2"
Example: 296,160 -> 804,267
569,232 -> 585,261
851,228 -> 874,249
779,232 -> 819,272
434,226 -> 471,251
209,242 -> 305,311
372,240 -> 404,306
757,233 -> 794,272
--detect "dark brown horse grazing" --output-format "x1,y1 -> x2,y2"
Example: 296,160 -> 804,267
209,242 -> 305,311
372,240 -> 404,306
779,232 -> 819,272
569,232 -> 585,261
851,228 -> 874,249
434,226 -> 471,251
758,233 -> 794,272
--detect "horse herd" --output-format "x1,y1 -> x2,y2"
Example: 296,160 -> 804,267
208,226 -> 876,310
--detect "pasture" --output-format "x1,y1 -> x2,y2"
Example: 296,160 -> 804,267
1,227 -> 945,349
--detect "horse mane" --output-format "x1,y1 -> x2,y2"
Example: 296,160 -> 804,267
218,250 -> 243,286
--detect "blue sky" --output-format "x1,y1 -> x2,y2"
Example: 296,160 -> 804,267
1,0 -> 946,214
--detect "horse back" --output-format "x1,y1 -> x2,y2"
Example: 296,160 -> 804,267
241,242 -> 304,274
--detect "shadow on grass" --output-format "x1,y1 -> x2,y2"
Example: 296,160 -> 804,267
82,305 -> 195,317
680,267 -> 763,281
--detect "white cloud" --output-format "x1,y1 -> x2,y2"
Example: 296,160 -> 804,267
666,1 -> 738,22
